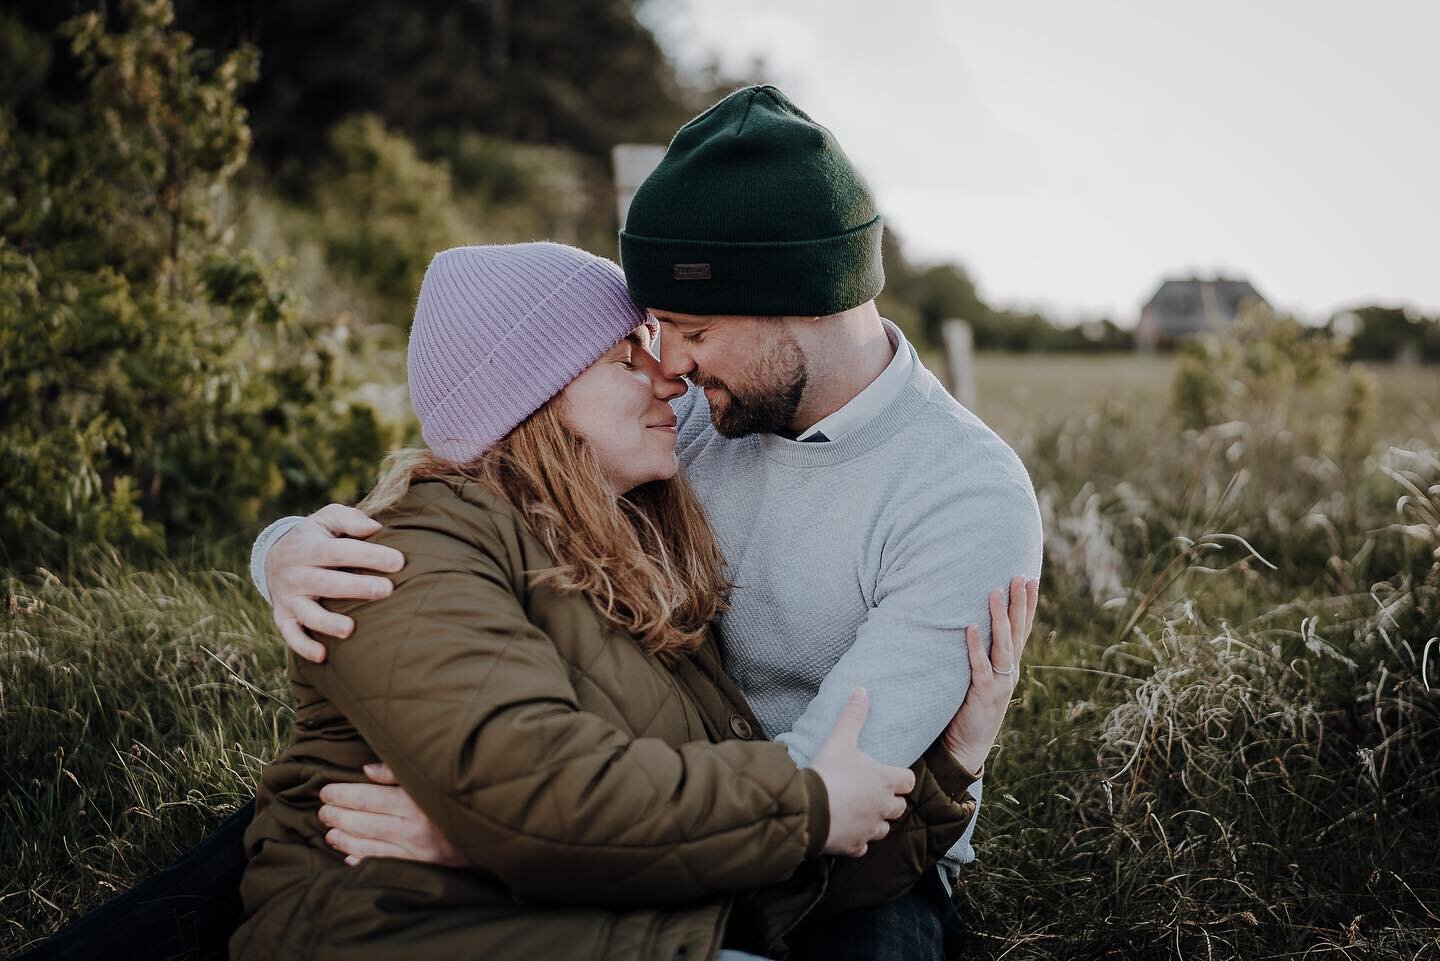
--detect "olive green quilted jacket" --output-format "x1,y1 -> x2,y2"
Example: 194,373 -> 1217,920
232,478 -> 979,961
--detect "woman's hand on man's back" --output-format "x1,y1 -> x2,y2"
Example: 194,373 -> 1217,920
267,503 -> 407,662
318,762 -> 466,868
939,576 -> 1039,776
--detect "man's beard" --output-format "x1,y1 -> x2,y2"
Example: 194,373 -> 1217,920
693,331 -> 808,439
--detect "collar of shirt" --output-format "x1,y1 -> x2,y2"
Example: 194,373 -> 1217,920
795,321 -> 912,442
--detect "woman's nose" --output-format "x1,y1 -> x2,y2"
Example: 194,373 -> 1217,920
649,367 -> 687,402
638,350 -> 687,400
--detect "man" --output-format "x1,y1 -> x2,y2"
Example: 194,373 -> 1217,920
250,85 -> 1043,958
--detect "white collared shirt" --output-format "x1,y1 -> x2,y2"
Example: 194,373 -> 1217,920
794,323 -> 912,442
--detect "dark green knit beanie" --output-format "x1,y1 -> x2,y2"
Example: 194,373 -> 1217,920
619,85 -> 884,317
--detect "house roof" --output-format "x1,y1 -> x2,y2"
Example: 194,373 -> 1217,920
1143,277 -> 1267,332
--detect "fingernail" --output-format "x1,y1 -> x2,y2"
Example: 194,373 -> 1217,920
345,855 -> 360,867
317,805 -> 330,824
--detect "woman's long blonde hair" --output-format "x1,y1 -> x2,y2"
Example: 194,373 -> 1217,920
359,399 -> 728,662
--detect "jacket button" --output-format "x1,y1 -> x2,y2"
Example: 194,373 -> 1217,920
729,715 -> 753,740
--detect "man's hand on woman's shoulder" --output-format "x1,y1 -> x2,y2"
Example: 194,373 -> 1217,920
267,503 -> 407,663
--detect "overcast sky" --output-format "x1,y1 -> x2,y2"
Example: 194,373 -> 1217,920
644,1 -> 1440,325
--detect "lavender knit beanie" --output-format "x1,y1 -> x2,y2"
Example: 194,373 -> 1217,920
408,243 -> 652,463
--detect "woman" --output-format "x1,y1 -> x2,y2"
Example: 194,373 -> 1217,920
231,242 -> 1032,961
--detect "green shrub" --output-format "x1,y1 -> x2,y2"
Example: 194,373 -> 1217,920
0,0 -> 390,568
311,114 -> 469,321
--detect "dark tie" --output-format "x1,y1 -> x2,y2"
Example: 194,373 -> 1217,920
801,430 -> 829,443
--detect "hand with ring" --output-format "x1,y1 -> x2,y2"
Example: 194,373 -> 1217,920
940,576 -> 1039,775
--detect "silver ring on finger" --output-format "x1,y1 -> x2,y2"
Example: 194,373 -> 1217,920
993,663 -> 1017,676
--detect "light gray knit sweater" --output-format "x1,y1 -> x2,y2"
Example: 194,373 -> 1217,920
667,329 -> 1043,864
249,325 -> 1043,865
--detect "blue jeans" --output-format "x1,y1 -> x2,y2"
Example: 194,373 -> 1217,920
784,869 -> 965,961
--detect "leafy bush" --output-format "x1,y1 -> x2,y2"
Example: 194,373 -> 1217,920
0,0 -> 390,567
310,114 -> 469,321
1334,305 -> 1440,364
293,117 -> 613,332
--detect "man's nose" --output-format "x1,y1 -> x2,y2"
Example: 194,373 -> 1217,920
656,331 -> 695,381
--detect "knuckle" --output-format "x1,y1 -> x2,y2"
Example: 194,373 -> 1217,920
293,569 -> 323,597
295,519 -> 327,545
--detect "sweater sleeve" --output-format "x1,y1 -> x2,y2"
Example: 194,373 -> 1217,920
775,468 -> 1043,772
304,514 -> 828,908
248,515 -> 303,602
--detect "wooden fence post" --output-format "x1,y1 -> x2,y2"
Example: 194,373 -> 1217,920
942,319 -> 976,408
611,144 -> 667,228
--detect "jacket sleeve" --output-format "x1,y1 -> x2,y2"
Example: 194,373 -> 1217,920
808,743 -> 980,918
302,512 -> 828,908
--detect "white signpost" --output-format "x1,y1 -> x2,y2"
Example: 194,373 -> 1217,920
611,144 -> 667,228
942,319 -> 976,409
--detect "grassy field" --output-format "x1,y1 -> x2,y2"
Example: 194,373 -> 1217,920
4,346 -> 1439,958
961,352 -> 1440,446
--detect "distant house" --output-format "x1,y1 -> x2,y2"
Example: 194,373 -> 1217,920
1136,276 -> 1268,350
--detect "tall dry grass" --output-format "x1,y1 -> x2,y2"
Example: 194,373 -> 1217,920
1,556 -> 288,950
953,319 -> 1440,957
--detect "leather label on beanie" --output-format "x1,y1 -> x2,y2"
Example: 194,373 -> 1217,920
672,263 -> 712,281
